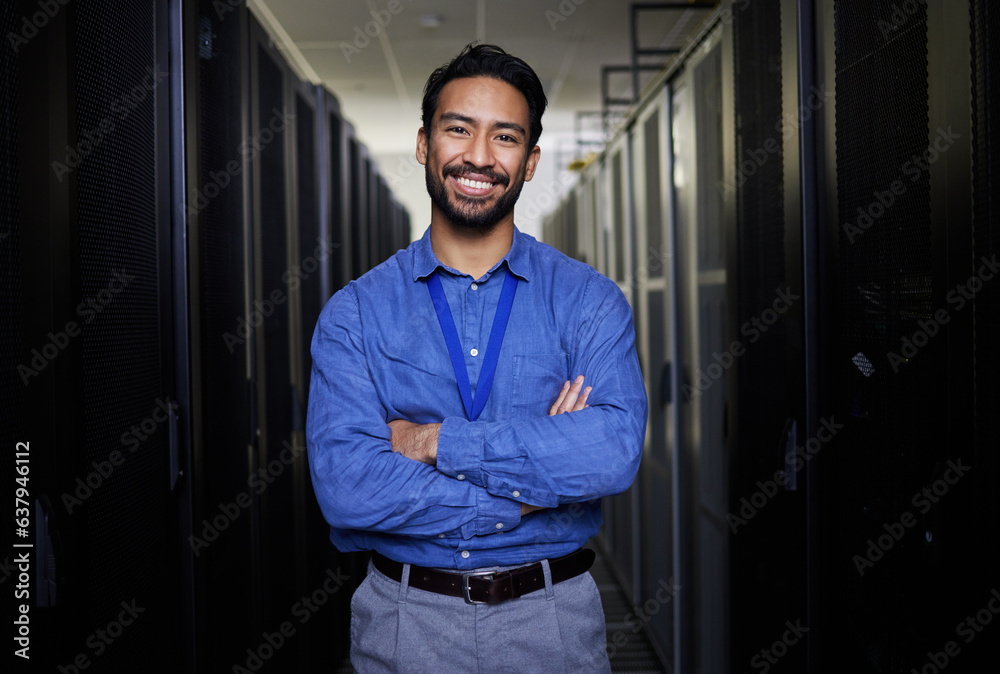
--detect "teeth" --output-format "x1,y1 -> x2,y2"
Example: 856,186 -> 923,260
457,176 -> 494,190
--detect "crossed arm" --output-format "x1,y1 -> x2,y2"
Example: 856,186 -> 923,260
308,276 -> 645,539
388,376 -> 593,516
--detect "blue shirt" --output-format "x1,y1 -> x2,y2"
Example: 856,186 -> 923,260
306,227 -> 647,570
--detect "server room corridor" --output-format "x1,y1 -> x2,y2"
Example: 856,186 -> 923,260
4,1 -> 999,673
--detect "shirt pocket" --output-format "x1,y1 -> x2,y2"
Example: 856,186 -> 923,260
509,353 -> 570,419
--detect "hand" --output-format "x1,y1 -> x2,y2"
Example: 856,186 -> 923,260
549,375 -> 592,415
388,419 -> 440,465
522,377 -> 594,517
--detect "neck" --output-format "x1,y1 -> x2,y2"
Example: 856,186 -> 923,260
429,216 -> 515,280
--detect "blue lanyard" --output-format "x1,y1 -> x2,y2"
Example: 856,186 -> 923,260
426,269 -> 518,421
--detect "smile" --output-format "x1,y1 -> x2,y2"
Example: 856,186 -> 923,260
454,175 -> 496,191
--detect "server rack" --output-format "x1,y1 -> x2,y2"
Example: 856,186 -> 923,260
348,135 -> 369,280
564,185 -> 579,262
813,0 -> 998,668
600,131 -> 640,606
630,84 -> 680,671
293,79 -> 322,410
248,15 -> 319,671
1,5 -> 27,640
969,2 -> 1000,577
322,91 -> 350,294
542,198 -> 559,254
672,27 -> 732,673
5,1 -> 410,671
187,1 -> 264,670
364,156 -> 377,271
727,0 -> 809,670
576,169 -> 599,268
376,173 -> 390,262
10,0 -> 186,670
543,1 -> 999,672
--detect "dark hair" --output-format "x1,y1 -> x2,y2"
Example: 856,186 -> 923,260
421,43 -> 547,149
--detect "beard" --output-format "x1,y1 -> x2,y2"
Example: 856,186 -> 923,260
425,159 -> 526,234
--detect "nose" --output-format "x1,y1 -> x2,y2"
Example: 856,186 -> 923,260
462,131 -> 495,173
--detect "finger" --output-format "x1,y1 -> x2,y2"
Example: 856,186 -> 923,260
573,386 -> 592,412
549,380 -> 571,416
558,376 -> 585,414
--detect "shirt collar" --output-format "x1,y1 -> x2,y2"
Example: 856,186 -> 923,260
411,225 -> 532,283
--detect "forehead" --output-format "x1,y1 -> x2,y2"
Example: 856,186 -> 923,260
434,76 -> 530,127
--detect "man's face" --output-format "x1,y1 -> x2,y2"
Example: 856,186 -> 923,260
417,76 -> 540,233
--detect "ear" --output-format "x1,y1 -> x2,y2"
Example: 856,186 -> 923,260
523,144 -> 541,182
416,127 -> 428,165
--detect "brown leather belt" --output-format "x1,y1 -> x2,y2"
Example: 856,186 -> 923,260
371,548 -> 596,605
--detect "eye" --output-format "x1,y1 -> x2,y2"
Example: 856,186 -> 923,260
496,134 -> 516,143
447,126 -> 468,135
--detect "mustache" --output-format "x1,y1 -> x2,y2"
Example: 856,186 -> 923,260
443,163 -> 508,187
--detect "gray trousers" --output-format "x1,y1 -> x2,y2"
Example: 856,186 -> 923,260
350,558 -> 612,673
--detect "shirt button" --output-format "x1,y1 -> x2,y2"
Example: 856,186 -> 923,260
438,533 -> 446,538
461,550 -> 470,559
457,474 -> 465,481
495,523 -> 503,530
470,348 -> 479,357
512,491 -> 520,498
471,283 -> 478,290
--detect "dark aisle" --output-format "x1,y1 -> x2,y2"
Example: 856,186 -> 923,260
593,546 -> 666,673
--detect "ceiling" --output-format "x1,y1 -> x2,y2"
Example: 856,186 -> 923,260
251,0 -> 718,239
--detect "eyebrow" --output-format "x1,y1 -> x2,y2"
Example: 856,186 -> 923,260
438,112 -> 526,137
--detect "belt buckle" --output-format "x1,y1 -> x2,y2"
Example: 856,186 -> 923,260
461,570 -> 495,605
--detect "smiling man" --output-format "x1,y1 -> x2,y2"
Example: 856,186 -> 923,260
306,44 -> 647,672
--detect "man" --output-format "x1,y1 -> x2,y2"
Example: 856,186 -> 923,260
307,43 -> 646,672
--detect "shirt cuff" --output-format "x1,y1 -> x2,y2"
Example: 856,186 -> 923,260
437,417 -> 485,485
458,488 -> 522,539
